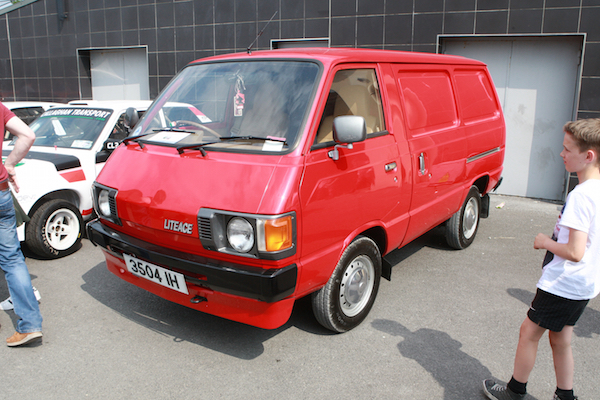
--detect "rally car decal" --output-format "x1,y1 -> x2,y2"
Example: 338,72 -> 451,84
2,150 -> 81,171
59,168 -> 86,183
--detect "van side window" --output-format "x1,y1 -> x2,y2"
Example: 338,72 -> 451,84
398,72 -> 457,132
314,69 -> 385,144
454,70 -> 499,122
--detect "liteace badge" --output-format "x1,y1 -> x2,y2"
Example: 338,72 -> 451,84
164,219 -> 193,234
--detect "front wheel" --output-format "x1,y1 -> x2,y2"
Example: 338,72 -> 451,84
312,236 -> 382,333
445,185 -> 481,250
26,199 -> 83,259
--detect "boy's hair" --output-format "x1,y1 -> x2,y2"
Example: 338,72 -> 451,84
563,119 -> 600,164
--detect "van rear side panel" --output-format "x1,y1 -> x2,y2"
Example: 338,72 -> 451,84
454,68 -> 505,193
394,65 -> 467,244
395,64 -> 504,246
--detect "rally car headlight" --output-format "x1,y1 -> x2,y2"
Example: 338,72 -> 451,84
92,183 -> 121,225
198,209 -> 296,260
227,217 -> 254,253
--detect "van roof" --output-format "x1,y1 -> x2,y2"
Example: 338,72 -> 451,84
191,47 -> 486,67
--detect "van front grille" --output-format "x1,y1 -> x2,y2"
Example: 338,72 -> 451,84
198,217 -> 212,240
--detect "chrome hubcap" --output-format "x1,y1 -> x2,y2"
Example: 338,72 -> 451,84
462,197 -> 479,239
339,255 -> 375,317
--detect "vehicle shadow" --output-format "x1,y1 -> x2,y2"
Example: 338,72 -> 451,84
79,261 -> 332,360
384,225 -> 453,265
76,227 -> 451,360
507,288 -> 600,338
21,241 -> 83,261
371,318 -> 539,400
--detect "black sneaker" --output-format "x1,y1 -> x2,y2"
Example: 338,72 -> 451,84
483,379 -> 526,400
553,394 -> 578,400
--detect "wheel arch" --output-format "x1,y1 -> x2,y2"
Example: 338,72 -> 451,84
472,175 -> 489,195
27,189 -> 82,219
359,225 -> 387,258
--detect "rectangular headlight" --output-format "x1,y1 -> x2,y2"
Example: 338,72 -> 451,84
198,208 -> 296,260
92,183 -> 121,225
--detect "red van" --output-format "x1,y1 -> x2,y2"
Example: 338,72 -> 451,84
87,48 -> 504,332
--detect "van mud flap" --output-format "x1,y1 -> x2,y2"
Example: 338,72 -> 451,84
381,257 -> 392,281
481,193 -> 490,219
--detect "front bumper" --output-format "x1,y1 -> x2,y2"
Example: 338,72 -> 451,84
87,220 -> 297,303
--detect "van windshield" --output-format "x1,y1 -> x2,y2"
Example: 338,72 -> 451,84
134,60 -> 320,153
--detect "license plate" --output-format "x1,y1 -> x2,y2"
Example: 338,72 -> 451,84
124,254 -> 189,295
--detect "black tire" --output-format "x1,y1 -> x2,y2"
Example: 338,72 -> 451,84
25,199 -> 83,259
445,185 -> 481,250
311,236 -> 382,333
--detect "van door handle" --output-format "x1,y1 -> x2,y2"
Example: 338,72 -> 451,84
384,162 -> 397,172
419,153 -> 426,175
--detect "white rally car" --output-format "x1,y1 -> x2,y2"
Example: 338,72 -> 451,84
2,100 -> 152,258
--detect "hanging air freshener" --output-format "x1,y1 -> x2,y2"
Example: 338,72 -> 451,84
234,91 -> 245,117
233,72 -> 246,117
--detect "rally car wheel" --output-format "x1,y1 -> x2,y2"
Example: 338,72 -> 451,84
26,199 -> 83,259
445,185 -> 481,250
311,236 -> 382,333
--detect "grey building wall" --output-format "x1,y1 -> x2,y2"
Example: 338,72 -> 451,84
0,0 -> 598,118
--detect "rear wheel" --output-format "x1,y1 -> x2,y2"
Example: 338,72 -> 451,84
26,199 -> 83,259
445,185 -> 481,249
312,236 -> 382,332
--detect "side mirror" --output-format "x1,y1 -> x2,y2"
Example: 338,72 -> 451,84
328,116 -> 366,160
124,107 -> 139,130
332,115 -> 367,144
97,139 -> 121,163
103,139 -> 120,152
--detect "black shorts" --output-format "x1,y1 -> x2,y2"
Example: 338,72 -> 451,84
527,289 -> 589,332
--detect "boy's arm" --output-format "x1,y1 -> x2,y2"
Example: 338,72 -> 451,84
534,228 -> 588,262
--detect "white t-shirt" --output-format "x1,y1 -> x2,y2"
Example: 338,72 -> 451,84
537,179 -> 600,300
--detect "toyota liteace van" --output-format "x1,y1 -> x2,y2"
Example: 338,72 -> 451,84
87,48 -> 505,332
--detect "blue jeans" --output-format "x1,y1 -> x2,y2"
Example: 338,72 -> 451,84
0,188 -> 42,333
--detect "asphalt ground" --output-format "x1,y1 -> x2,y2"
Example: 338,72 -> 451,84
0,194 -> 599,400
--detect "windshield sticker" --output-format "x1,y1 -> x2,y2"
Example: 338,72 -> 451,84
262,140 -> 284,152
42,108 -> 111,120
189,107 -> 212,124
71,140 -> 93,149
51,119 -> 67,136
151,131 -> 190,144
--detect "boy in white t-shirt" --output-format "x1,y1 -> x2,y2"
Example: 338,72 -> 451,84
483,119 -> 600,400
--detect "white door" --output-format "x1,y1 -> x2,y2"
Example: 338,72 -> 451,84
90,48 -> 150,101
442,36 -> 582,201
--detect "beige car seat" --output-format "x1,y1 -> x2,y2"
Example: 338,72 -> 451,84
315,69 -> 383,144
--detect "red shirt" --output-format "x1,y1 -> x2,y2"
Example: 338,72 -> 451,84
0,102 -> 17,183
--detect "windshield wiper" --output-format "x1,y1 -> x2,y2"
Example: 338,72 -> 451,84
122,132 -> 155,149
176,141 -> 219,156
153,127 -> 196,134
223,135 -> 287,145
176,136 -> 287,157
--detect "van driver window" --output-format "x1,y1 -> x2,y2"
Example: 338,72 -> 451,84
314,69 -> 385,145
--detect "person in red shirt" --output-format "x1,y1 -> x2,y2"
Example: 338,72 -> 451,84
0,101 -> 43,346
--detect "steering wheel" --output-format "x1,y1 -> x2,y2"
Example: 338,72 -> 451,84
173,120 -> 221,138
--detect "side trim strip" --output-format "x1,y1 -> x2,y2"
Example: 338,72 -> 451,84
467,147 -> 501,163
